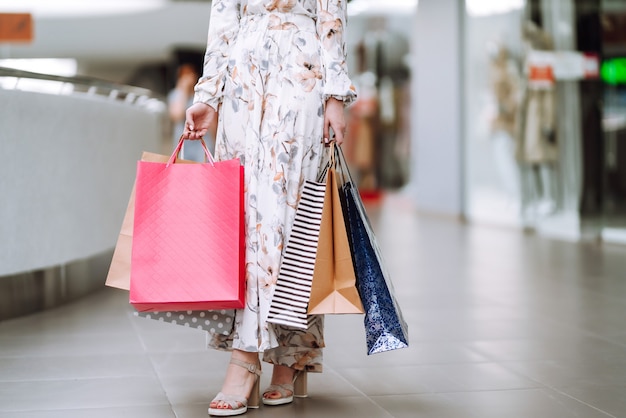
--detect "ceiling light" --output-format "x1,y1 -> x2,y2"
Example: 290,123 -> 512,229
348,0 -> 418,16
466,0 -> 524,17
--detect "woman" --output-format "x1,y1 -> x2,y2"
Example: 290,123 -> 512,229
184,0 -> 356,416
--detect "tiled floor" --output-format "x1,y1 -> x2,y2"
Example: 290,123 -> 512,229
1,194 -> 626,417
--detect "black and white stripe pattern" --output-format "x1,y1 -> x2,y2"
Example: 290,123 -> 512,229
267,180 -> 326,329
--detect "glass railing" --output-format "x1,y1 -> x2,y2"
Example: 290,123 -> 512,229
0,66 -> 165,111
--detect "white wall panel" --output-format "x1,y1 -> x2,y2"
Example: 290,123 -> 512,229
0,90 -> 164,275
411,0 -> 464,216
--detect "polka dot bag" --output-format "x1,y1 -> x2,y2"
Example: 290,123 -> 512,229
134,310 -> 234,335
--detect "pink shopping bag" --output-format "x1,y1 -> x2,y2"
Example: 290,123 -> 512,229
130,138 -> 245,312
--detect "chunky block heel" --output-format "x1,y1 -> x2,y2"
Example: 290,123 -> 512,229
247,377 -> 260,409
294,371 -> 308,398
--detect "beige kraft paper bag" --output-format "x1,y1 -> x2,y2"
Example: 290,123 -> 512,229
307,165 -> 364,315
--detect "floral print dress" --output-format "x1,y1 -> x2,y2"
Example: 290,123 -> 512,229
193,0 -> 356,371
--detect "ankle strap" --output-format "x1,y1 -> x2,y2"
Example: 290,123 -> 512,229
230,358 -> 261,376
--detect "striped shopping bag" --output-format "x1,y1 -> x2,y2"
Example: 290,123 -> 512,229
267,180 -> 325,329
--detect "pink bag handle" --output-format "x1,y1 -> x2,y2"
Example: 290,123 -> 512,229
167,135 -> 215,167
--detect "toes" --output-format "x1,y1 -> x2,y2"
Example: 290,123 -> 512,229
212,401 -> 241,410
211,401 -> 225,409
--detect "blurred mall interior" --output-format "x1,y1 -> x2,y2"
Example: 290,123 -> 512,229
1,0 -> 626,417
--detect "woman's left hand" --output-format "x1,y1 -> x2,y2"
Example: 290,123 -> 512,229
323,97 -> 346,145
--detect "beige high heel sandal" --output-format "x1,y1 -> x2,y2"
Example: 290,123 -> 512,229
262,370 -> 307,406
208,359 -> 261,417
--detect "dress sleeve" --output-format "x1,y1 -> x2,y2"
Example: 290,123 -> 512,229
316,0 -> 357,105
193,0 -> 241,111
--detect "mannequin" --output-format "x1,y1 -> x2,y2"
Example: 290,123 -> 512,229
517,21 -> 559,217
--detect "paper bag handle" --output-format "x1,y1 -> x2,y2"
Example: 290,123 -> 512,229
317,141 -> 353,186
316,141 -> 337,182
167,135 -> 215,166
334,144 -> 354,187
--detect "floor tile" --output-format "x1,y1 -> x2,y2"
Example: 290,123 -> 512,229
468,336 -> 626,364
0,354 -> 156,381
0,333 -> 144,358
556,386 -> 626,418
371,394 -> 482,418
0,405 -> 176,418
298,367 -> 365,398
337,364 -> 465,396
441,389 -> 615,418
502,358 -> 626,388
132,318 -> 213,353
0,377 -> 168,412
431,363 -> 540,392
148,350 -> 231,378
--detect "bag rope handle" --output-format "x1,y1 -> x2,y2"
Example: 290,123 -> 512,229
166,135 -> 215,167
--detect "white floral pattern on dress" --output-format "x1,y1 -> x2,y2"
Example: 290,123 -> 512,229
194,0 -> 356,371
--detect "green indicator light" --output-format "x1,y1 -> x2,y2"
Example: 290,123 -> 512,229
601,58 -> 626,85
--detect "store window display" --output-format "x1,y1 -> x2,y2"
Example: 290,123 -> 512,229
465,0 -> 626,240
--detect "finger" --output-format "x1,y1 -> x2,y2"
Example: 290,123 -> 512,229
188,129 -> 206,140
183,126 -> 194,139
184,111 -> 195,132
323,120 -> 330,144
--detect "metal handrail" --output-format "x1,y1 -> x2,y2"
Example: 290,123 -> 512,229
0,66 -> 165,109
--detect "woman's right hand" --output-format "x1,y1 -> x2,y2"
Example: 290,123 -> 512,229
184,102 -> 218,140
